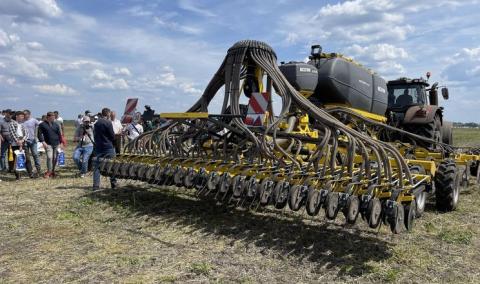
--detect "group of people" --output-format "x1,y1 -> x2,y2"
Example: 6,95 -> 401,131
0,107 -> 147,190
73,107 -> 131,189
0,109 -> 64,180
71,109 -> 145,177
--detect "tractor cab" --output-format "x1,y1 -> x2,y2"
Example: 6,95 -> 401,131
387,77 -> 429,111
386,75 -> 452,146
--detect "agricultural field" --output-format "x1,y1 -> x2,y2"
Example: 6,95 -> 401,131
1,126 -> 480,283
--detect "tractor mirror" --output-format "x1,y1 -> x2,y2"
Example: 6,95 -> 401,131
441,87 -> 449,100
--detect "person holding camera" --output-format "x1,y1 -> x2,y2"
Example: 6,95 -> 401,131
73,116 -> 94,178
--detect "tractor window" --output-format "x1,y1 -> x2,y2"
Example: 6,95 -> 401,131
388,85 -> 425,108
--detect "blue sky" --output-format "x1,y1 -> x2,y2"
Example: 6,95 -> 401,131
0,0 -> 479,121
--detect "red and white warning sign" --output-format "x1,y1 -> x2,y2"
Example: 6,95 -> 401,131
121,98 -> 138,124
244,92 -> 269,126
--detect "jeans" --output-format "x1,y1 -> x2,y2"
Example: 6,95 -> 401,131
73,145 -> 93,174
45,144 -> 59,173
0,139 -> 9,171
25,140 -> 41,172
93,148 -> 116,188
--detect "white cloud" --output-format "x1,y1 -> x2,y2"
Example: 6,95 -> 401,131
92,78 -> 129,90
0,0 -> 62,20
123,6 -> 154,17
317,0 -> 395,16
33,83 -> 76,95
0,29 -> 20,48
129,65 -> 202,96
0,75 -> 16,85
114,67 -> 131,76
376,61 -> 406,77
442,46 -> 480,84
280,0 -> 413,45
11,56 -> 48,79
26,41 -> 43,49
180,82 -> 202,95
91,69 -> 111,80
346,43 -> 408,61
55,60 -> 102,71
178,0 -> 216,17
462,47 -> 480,59
153,16 -> 202,35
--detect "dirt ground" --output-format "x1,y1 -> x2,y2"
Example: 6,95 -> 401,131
1,128 -> 480,283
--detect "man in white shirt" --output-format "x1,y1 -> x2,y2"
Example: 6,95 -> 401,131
110,111 -> 123,154
22,110 -> 41,176
123,119 -> 143,142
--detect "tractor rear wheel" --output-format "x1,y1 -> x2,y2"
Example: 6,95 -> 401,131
435,159 -> 460,211
410,115 -> 442,149
442,121 -> 453,145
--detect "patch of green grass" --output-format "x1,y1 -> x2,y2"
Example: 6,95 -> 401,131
424,221 -> 437,233
383,268 -> 400,282
453,128 -> 480,147
157,275 -> 177,283
78,197 -> 96,207
437,229 -> 473,245
190,261 -> 211,276
118,256 -> 145,266
56,210 -> 80,221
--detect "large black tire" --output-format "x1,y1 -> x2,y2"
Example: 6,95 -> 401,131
435,160 -> 460,211
442,121 -> 453,145
469,161 -> 479,177
409,115 -> 442,149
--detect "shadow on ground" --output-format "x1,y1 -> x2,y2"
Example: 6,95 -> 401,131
86,185 -> 393,277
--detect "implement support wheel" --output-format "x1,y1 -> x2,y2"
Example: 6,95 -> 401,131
404,201 -> 416,231
435,159 -> 460,211
325,192 -> 339,220
367,198 -> 382,229
288,185 -> 305,211
273,181 -> 290,209
389,203 -> 405,234
259,178 -> 273,206
344,195 -> 360,224
306,188 -> 322,216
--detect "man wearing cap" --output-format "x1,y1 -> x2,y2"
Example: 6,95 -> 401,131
0,109 -> 13,172
73,116 -> 94,178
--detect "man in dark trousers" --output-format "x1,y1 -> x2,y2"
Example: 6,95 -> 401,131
38,112 -> 62,178
8,111 -> 33,180
0,109 -> 13,172
93,107 -> 117,190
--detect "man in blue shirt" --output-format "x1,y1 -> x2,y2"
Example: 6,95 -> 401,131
22,110 -> 41,177
93,107 -> 117,190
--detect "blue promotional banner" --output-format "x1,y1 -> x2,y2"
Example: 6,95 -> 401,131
15,150 -> 26,172
57,149 -> 66,167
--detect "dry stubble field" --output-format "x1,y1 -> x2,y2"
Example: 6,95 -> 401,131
1,126 -> 480,283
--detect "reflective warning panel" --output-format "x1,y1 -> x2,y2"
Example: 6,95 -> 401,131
244,92 -> 269,127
